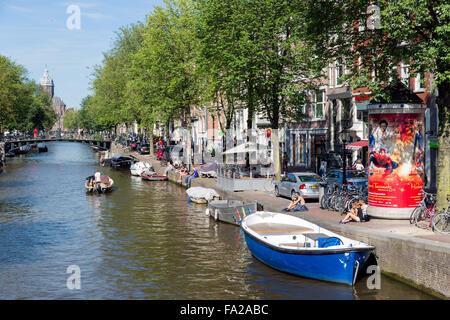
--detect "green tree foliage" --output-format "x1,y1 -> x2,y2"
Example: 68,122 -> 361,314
0,55 -> 56,131
197,0 -> 323,178
88,23 -> 146,131
300,0 -> 449,130
63,109 -> 79,130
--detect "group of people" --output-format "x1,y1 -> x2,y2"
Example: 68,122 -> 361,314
283,188 -> 368,225
164,161 -> 199,186
86,169 -> 103,193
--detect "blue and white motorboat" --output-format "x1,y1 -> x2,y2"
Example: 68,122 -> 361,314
241,211 -> 375,285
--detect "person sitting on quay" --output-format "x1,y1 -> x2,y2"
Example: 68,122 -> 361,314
284,192 -> 308,212
164,161 -> 174,176
176,163 -> 189,183
339,199 -> 368,224
185,168 -> 199,186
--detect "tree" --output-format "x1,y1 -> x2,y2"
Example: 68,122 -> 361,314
138,0 -> 204,167
197,0 -> 319,179
89,23 -> 146,132
0,55 -> 56,132
63,109 -> 79,130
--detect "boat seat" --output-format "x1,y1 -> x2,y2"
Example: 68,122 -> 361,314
249,223 -> 314,236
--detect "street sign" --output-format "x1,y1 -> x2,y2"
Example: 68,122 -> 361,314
429,138 -> 438,149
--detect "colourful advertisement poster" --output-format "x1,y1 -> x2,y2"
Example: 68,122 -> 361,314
368,113 -> 424,208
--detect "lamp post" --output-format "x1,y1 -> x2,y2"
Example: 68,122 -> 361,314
340,129 -> 349,185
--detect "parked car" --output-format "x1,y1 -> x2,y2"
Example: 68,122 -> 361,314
139,144 -> 150,155
274,172 -> 324,200
323,169 -> 368,187
110,154 -> 138,170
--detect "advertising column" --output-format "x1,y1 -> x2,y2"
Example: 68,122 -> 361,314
368,104 -> 426,219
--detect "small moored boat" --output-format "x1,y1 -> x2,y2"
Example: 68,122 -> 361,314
206,199 -> 257,225
110,154 -> 138,170
241,211 -> 375,286
130,161 -> 152,176
85,175 -> 114,193
140,168 -> 168,181
186,187 -> 220,204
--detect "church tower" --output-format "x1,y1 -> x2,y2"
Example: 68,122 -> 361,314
39,68 -> 54,98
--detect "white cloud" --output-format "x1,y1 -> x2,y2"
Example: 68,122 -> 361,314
83,12 -> 113,20
58,2 -> 100,9
7,5 -> 34,13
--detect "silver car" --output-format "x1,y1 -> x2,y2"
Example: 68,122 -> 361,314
274,172 -> 324,200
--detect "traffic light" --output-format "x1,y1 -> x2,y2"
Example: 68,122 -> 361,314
266,128 -> 271,139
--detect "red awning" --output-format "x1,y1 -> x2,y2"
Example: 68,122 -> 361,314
346,140 -> 368,150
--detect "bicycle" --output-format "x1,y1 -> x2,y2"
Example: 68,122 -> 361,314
410,190 -> 437,229
431,195 -> 450,234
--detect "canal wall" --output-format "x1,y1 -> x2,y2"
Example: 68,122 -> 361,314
109,142 -> 450,299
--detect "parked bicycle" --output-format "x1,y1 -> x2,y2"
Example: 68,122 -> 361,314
409,190 -> 437,230
431,195 -> 450,234
320,183 -> 367,214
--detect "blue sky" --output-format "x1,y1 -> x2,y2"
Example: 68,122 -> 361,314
0,0 -> 163,109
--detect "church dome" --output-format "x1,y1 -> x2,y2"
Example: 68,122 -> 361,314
39,68 -> 54,87
52,96 -> 65,107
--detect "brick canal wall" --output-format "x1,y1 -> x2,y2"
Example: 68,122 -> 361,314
108,142 -> 450,298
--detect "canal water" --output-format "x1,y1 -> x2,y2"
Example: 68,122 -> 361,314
0,142 -> 436,299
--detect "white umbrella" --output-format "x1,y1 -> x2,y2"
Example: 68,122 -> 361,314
222,142 -> 267,154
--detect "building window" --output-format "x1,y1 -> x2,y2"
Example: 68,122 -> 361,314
414,72 -> 425,92
401,62 -> 410,87
336,58 -> 344,86
312,90 -> 325,119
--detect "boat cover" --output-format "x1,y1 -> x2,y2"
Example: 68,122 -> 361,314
186,187 -> 220,201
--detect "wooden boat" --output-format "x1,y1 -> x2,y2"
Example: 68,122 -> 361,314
241,212 -> 375,286
206,199 -> 257,225
85,175 -> 114,193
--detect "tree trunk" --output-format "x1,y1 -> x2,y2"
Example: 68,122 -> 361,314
186,106 -> 192,171
165,120 -> 170,144
272,128 -> 281,182
436,81 -> 450,209
149,124 -> 154,157
246,105 -> 254,169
